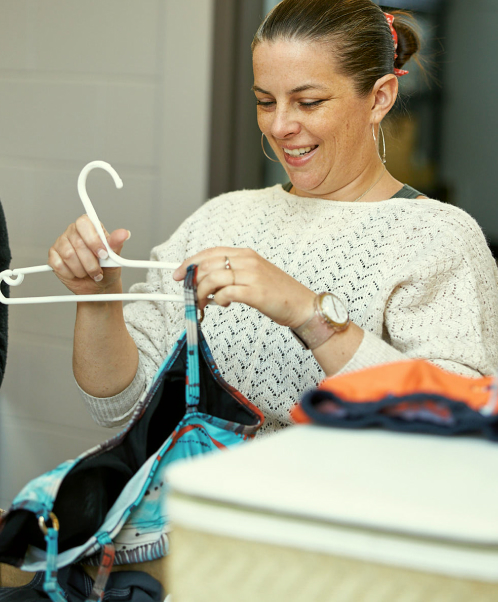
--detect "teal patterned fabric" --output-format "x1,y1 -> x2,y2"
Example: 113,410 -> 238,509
0,265 -> 264,600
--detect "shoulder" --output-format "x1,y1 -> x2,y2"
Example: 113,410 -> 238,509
386,198 -> 486,239
390,199 -> 493,267
424,200 -> 486,242
185,185 -> 287,225
364,198 -> 493,272
204,186 -> 282,210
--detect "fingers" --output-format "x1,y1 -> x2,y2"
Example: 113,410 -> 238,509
173,248 -> 261,309
170,246 -> 314,327
202,271 -> 267,312
48,247 -> 79,281
173,247 -> 250,281
49,230 -> 99,282
196,251 -> 260,289
74,215 -> 109,259
48,215 -> 130,286
196,265 -> 260,311
108,229 -> 131,255
213,280 -> 259,309
74,218 -> 130,259
66,228 -> 103,280
196,266 -> 239,302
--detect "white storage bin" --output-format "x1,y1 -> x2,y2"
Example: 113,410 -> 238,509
167,426 -> 498,601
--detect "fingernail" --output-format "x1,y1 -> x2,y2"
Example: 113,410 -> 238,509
126,230 -> 131,241
94,274 -> 104,282
97,249 -> 108,259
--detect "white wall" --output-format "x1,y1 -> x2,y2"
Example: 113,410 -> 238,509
440,0 -> 498,240
0,0 -> 214,509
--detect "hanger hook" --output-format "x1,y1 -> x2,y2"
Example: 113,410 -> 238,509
77,161 -> 123,254
0,269 -> 24,287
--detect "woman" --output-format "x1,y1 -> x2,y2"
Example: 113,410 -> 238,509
49,0 -> 498,435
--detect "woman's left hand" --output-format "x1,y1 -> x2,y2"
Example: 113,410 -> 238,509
173,247 -> 316,329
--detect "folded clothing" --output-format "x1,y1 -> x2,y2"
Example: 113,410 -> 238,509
292,360 -> 498,439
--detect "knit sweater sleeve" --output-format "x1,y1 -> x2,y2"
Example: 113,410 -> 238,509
338,208 -> 498,378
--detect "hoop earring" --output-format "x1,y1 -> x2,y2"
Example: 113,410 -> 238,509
379,123 -> 387,165
261,133 -> 280,163
372,124 -> 387,165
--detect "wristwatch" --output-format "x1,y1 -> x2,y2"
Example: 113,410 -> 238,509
291,292 -> 350,350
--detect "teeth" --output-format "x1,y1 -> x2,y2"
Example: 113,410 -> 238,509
283,146 -> 316,157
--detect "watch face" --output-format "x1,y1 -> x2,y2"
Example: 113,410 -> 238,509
320,293 -> 349,326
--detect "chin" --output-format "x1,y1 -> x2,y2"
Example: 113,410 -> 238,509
289,173 -> 328,195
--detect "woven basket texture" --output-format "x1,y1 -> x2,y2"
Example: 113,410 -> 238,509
168,527 -> 498,602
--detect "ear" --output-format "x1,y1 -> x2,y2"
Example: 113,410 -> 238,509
370,74 -> 398,125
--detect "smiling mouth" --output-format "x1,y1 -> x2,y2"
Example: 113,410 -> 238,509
283,145 -> 318,157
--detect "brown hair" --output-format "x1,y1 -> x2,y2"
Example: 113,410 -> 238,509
252,0 -> 421,97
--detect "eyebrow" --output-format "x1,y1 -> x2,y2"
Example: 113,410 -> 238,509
252,84 -> 329,94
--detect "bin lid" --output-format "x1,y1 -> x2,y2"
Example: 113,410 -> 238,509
167,426 -> 498,545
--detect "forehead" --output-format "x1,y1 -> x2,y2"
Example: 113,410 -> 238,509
252,39 -> 350,92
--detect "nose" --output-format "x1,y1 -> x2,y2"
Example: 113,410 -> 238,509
269,105 -> 301,140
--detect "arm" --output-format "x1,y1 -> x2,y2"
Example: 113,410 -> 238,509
324,208 -> 498,378
61,215 -> 190,427
73,295 -> 139,398
173,225 -> 498,380
379,236 -> 498,377
317,227 -> 498,377
172,247 -> 368,375
48,216 -> 138,398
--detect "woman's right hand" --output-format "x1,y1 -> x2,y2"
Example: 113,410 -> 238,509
48,214 -> 131,296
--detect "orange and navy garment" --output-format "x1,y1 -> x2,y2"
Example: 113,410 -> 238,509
291,360 -> 498,440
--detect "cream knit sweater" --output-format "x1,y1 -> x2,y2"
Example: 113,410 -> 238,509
80,185 -> 498,435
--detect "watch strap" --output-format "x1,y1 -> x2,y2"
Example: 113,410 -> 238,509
291,293 -> 350,350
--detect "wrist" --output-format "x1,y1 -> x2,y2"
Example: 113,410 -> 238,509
77,278 -> 123,306
291,292 -> 350,350
289,292 -> 317,330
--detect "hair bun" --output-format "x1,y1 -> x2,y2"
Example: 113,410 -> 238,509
392,11 -> 421,69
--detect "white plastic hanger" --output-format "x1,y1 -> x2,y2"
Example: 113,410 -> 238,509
0,161 -> 183,305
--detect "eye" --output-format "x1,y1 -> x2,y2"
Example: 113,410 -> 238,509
299,100 -> 325,108
256,99 -> 275,108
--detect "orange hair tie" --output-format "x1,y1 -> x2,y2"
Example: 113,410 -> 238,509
384,12 -> 409,77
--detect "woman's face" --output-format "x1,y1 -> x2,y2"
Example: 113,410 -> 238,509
253,40 -> 377,198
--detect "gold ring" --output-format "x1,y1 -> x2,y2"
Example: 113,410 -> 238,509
225,256 -> 231,270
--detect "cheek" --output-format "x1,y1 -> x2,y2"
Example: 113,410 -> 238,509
327,113 -> 367,152
312,117 -> 340,149
257,111 -> 272,133
309,108 -> 342,139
